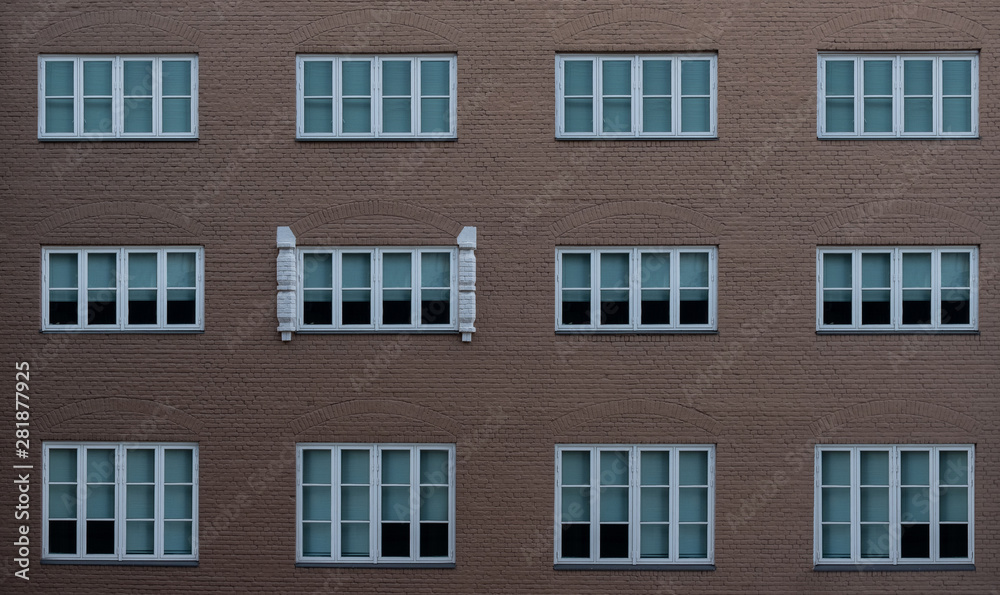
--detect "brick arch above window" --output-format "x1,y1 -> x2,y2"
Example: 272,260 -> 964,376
551,200 -> 723,239
551,7 -> 720,45
812,5 -> 986,44
35,201 -> 205,237
291,399 -> 463,439
35,9 -> 202,51
551,398 -> 724,437
34,397 -> 204,435
290,9 -> 463,46
812,199 -> 985,240
809,399 -> 980,438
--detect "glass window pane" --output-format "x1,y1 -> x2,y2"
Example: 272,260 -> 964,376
382,98 -> 411,133
126,485 -> 154,518
341,61 -> 370,96
861,487 -> 889,522
161,61 -> 191,96
680,252 -> 709,287
420,450 -> 449,484
903,254 -> 932,288
901,487 -> 930,523
826,97 -> 855,133
861,253 -> 890,288
50,448 -> 78,482
678,487 -> 708,522
678,524 -> 707,558
599,451 -> 628,485
164,450 -> 193,483
640,451 -> 669,485
86,485 -> 115,518
342,254 -> 371,288
341,523 -> 368,557
420,60 -> 449,96
640,524 -> 669,558
863,60 -> 892,95
564,60 -> 593,96
87,449 -> 115,483
341,449 -> 369,484
681,60 -> 710,95
561,450 -> 589,485
642,60 -> 671,95
381,486 -> 410,521
84,98 -> 112,133
46,98 -> 75,133
302,522 -> 332,556
124,98 -> 153,133
822,487 -> 850,522
50,253 -> 79,287
88,253 -> 116,288
823,524 -> 850,558
303,254 -> 333,288
420,487 -> 448,521
383,253 -> 412,287
126,449 -> 155,483
128,253 -> 157,288
124,61 -> 153,96
49,485 -> 78,518
640,486 -> 669,523
823,253 -> 851,288
304,98 -> 333,133
562,253 -> 591,287
825,61 -> 854,95
420,97 -> 449,133
561,487 -> 590,522
86,520 -> 115,554
163,521 -> 192,555
303,449 -> 332,484
940,487 -> 968,522
678,451 -> 708,485
382,61 -> 411,96
642,97 -> 671,132
861,524 -> 889,558
83,62 -> 113,96
943,60 -> 972,95
904,98 -> 933,132
565,98 -> 593,133
822,451 -> 850,485
343,98 -> 371,133
421,253 -> 450,288
303,485 -> 331,521
940,451 -> 968,485
381,450 -> 410,484
602,97 -> 631,133
941,253 -> 971,288
602,60 -> 631,95
45,60 -> 74,96
860,450 -> 889,485
126,521 -> 154,555
864,98 -> 892,133
680,97 -> 710,132
942,97 -> 972,133
903,60 -> 933,95
161,98 -> 191,133
940,524 -> 968,558
600,254 -> 628,289
164,485 -> 193,519
167,253 -> 196,288
303,61 -> 333,96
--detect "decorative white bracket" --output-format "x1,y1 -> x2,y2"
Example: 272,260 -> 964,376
276,225 -> 477,342
276,227 -> 297,341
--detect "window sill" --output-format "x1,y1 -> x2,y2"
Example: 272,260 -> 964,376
817,136 -> 979,141
554,563 -> 715,571
814,563 -> 974,572
296,562 -> 455,568
296,137 -> 457,142
816,330 -> 978,335
42,559 -> 198,566
555,136 -> 718,141
556,329 -> 718,335
294,329 -> 458,334
39,137 -> 198,142
41,329 -> 204,334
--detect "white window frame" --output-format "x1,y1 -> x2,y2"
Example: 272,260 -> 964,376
297,247 -> 458,332
554,445 -> 715,566
38,55 -> 198,139
296,55 -> 457,139
814,445 -> 974,566
817,52 -> 978,138
42,442 -> 199,562
555,247 -> 717,332
296,444 -> 456,565
41,247 -> 205,332
816,247 -> 977,332
555,54 -> 718,139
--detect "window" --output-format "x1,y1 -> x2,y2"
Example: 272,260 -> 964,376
818,53 -> 978,138
815,445 -> 973,566
296,55 -> 456,139
43,443 -> 198,562
299,247 -> 456,331
42,247 -> 203,332
556,247 -> 716,332
817,247 -> 976,331
555,445 -> 714,566
556,54 -> 717,138
297,444 -> 455,565
38,55 -> 198,139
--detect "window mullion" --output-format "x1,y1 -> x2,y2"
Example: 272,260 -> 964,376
629,447 -> 638,563
590,250 -> 599,330
629,249 -> 638,329
932,250 -> 942,327
893,58 -> 902,136
374,250 -> 383,330
116,250 -> 126,330
632,57 -> 640,136
412,250 -> 421,330
333,250 -> 342,329
116,446 -> 125,560
890,448 -> 900,563
852,252 -> 862,329
590,447 -> 599,561
76,446 -> 85,558
933,57 -> 942,136
410,448 -> 419,561
851,448 -> 861,562
75,59 -> 84,137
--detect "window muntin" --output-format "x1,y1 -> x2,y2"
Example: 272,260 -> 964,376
298,248 -> 457,331
297,444 -> 455,564
556,54 -> 717,138
555,445 -> 714,565
815,445 -> 973,565
817,247 -> 976,331
42,247 -> 204,331
43,443 -> 198,562
818,53 -> 978,138
296,55 -> 457,139
39,56 -> 198,139
556,248 -> 716,331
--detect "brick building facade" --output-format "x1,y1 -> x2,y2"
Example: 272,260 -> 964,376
2,0 -> 998,592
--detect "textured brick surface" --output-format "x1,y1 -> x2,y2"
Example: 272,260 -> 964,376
2,0 -> 999,592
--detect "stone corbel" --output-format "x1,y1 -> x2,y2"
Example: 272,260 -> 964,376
276,227 -> 297,341
457,226 -> 477,342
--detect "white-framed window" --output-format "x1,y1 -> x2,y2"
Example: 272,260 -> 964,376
298,247 -> 457,331
42,247 -> 204,332
38,55 -> 198,139
42,443 -> 198,562
817,247 -> 976,332
297,444 -> 455,565
555,54 -> 717,138
556,247 -> 716,332
296,55 -> 456,139
815,445 -> 974,566
555,445 -> 714,566
817,53 -> 978,138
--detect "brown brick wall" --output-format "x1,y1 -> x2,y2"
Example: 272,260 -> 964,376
2,0 -> 999,592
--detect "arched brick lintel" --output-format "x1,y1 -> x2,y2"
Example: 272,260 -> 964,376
552,7 -> 720,43
290,9 -> 463,45
36,10 -> 203,46
35,201 -> 205,236
812,5 -> 987,41
810,399 -> 980,437
291,399 -> 462,438
551,399 -> 724,436
812,199 -> 985,237
551,201 -> 724,238
35,397 -> 204,434
290,200 -> 464,237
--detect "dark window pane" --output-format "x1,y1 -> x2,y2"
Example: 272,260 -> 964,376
419,523 -> 448,557
940,524 -> 968,558
341,301 -> 370,325
128,300 -> 157,325
166,299 -> 195,325
679,299 -> 708,325
303,301 -> 332,325
562,301 -> 590,325
824,301 -> 851,325
861,301 -> 890,325
900,523 -> 930,558
49,520 -> 77,554
640,300 -> 669,325
88,300 -> 116,325
561,524 -> 589,558
86,520 -> 115,554
600,300 -> 628,325
941,300 -> 970,325
421,300 -> 450,325
599,524 -> 629,558
902,300 -> 931,325
381,523 -> 409,557
49,301 -> 78,325
382,301 -> 411,325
